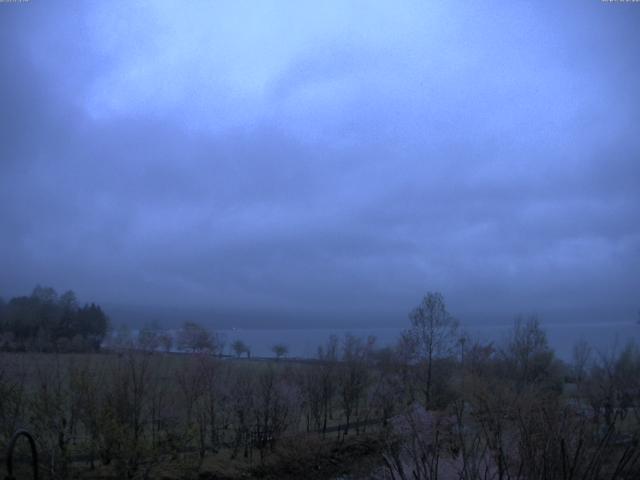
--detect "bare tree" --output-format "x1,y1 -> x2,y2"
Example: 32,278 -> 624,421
383,404 -> 454,480
232,339 -> 250,358
271,343 -> 288,360
501,315 -> 557,390
30,354 -> 76,478
158,331 -> 174,353
370,347 -> 404,427
338,334 -> 375,436
90,350 -> 155,478
229,368 -> 255,459
571,338 -> 592,393
0,356 -> 27,445
252,365 -> 301,462
298,363 -> 324,432
70,358 -> 104,470
405,292 -> 458,407
176,321 -> 215,353
316,335 -> 339,437
137,321 -> 161,352
112,323 -> 134,350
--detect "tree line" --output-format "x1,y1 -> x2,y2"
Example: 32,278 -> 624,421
0,286 -> 109,352
108,319 -> 290,361
0,291 -> 638,479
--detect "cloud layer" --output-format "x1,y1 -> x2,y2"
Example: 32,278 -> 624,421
1,1 -> 639,326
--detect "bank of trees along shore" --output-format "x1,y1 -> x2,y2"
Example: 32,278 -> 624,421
0,286 -> 109,352
0,291 -> 638,479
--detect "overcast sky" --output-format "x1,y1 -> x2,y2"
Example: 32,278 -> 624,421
1,1 -> 639,327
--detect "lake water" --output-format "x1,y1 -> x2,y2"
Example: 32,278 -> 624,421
219,321 -> 640,361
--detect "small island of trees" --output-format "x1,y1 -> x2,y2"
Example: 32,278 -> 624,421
0,285 -> 109,352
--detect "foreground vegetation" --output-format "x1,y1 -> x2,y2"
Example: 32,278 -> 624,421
0,292 -> 639,479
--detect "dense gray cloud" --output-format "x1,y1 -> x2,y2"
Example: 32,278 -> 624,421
1,1 -> 638,327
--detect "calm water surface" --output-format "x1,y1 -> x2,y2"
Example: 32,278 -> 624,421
219,322 -> 640,361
